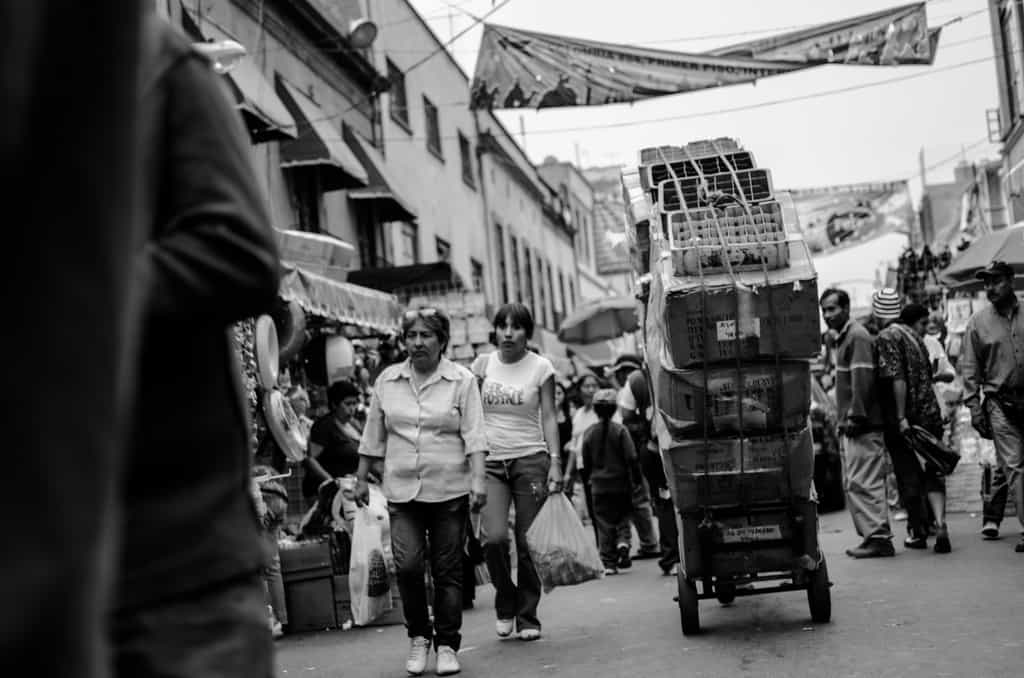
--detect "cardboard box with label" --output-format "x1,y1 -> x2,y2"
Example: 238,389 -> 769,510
655,360 -> 811,436
657,239 -> 819,368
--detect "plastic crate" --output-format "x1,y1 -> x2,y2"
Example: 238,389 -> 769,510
642,151 -> 756,190
654,169 -> 774,210
665,201 -> 785,245
639,138 -> 742,165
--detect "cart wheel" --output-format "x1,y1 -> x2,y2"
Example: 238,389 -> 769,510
716,582 -> 736,605
677,571 -> 700,635
806,556 -> 831,623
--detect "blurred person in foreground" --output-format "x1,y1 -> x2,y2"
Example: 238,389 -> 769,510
820,288 -> 894,558
355,308 -> 488,676
1,1 -> 144,675
961,261 -> 1024,551
877,302 -> 950,554
112,14 -> 280,677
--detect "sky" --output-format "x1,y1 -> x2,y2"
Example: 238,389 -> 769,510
407,0 -> 1000,202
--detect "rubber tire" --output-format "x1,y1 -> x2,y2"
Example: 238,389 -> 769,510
716,582 -> 736,605
806,556 -> 831,623
677,571 -> 700,635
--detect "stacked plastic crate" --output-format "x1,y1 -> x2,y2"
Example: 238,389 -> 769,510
624,138 -> 823,578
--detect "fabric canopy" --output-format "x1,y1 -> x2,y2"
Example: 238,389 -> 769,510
343,125 -> 417,222
347,262 -> 463,294
557,295 -> 639,344
279,264 -> 400,334
183,7 -> 296,142
275,75 -> 368,191
940,226 -> 1024,286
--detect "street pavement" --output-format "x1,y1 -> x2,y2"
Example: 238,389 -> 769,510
276,510 -> 1024,678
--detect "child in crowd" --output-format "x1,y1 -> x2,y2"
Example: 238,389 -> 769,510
580,389 -> 641,575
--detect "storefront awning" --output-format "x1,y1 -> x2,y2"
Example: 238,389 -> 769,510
343,126 -> 417,222
279,264 -> 400,334
275,75 -> 368,191
183,8 -> 296,143
347,262 -> 463,295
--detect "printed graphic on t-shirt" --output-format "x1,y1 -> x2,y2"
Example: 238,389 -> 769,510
482,381 -> 525,407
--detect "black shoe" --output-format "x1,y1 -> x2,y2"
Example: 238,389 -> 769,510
1015,537 -> 1024,553
635,547 -> 662,560
847,539 -> 896,559
904,536 -> 928,550
845,540 -> 869,557
617,544 -> 632,569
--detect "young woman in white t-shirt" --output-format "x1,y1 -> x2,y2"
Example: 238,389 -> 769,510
472,303 -> 562,642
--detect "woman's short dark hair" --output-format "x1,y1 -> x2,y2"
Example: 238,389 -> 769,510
327,380 -> 361,408
493,302 -> 535,340
401,308 -> 451,352
899,303 -> 929,326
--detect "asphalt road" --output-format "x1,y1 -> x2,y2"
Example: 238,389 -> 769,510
276,511 -> 1024,678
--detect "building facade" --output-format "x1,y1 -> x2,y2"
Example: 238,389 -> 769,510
988,0 -> 1024,227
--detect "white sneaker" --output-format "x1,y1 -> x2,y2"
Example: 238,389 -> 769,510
518,628 -> 541,641
495,618 -> 515,638
981,521 -> 1000,540
435,646 -> 460,676
406,636 -> 430,675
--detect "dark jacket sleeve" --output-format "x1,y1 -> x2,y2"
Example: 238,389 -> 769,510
140,53 -> 279,323
847,330 -> 877,422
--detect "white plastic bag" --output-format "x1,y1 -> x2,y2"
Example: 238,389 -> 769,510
525,493 -> 604,593
348,505 -> 394,625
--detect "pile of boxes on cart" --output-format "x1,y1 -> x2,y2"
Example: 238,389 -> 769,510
407,290 -> 494,365
622,138 -> 822,566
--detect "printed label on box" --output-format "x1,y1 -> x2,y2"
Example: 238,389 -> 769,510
716,318 -> 761,342
721,525 -> 782,543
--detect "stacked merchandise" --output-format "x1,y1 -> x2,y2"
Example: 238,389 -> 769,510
407,291 -> 494,365
624,138 -> 822,578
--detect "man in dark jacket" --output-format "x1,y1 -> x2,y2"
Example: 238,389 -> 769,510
111,15 -> 280,677
820,288 -> 894,558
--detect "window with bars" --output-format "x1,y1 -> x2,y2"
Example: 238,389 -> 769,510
435,236 -> 451,262
387,59 -> 410,131
471,258 -> 484,293
559,270 -> 568,318
537,256 -> 549,329
398,223 -> 418,264
423,95 -> 442,159
287,168 -> 322,233
523,245 -> 535,318
495,223 -> 509,303
458,131 -> 475,189
510,234 -> 522,302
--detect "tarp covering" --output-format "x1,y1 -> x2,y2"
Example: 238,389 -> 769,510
279,264 -> 400,334
940,226 -> 1024,285
471,2 -> 938,110
343,125 -> 418,223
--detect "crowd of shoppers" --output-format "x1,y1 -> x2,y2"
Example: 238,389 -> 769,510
821,271 -> 1024,560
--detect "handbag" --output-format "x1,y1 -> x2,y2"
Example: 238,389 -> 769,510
907,424 -> 960,476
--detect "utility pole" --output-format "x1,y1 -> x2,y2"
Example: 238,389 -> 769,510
914,146 -> 926,250
574,141 -> 582,169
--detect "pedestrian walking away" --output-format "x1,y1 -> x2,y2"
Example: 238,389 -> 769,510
877,302 -> 951,554
113,14 -> 281,677
563,373 -> 605,543
472,303 -> 563,642
356,307 -> 489,676
820,288 -> 895,558
612,355 -> 679,575
960,261 -> 1024,553
582,389 -> 644,575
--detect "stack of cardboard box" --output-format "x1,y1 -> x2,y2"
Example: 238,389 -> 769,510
623,138 -> 822,517
407,291 -> 494,365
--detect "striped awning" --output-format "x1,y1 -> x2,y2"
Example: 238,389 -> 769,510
279,264 -> 400,334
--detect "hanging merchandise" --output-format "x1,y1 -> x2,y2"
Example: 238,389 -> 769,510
273,299 -> 308,362
254,315 -> 280,389
264,389 -> 307,463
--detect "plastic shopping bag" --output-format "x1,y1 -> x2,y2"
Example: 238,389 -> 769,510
348,505 -> 394,626
525,493 -> 604,593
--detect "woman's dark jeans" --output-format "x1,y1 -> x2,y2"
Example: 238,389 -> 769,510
482,452 -> 550,632
389,496 -> 469,650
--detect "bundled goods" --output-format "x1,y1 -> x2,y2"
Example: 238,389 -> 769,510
629,136 -> 820,519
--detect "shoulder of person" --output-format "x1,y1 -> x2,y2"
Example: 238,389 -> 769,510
439,358 -> 476,383
375,361 -> 408,384
470,351 -> 491,376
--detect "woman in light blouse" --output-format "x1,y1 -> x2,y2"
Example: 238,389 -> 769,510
355,308 -> 488,677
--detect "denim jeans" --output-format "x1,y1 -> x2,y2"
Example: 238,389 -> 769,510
983,463 -> 1010,525
389,496 -> 469,650
592,492 -> 632,568
112,574 -> 273,678
987,398 -> 1024,529
482,452 -> 550,631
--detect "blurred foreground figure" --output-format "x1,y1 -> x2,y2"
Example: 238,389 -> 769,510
111,15 -> 280,678
0,2 -> 143,676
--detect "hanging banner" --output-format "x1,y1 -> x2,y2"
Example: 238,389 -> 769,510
471,3 -> 938,111
784,181 -> 916,255
710,2 -> 937,65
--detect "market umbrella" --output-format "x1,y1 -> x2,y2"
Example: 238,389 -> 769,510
557,295 -> 639,345
940,225 -> 1024,286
